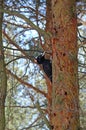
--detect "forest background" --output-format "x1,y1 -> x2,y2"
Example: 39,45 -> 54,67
0,0 -> 86,130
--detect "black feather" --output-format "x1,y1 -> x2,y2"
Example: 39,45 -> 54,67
36,54 -> 52,82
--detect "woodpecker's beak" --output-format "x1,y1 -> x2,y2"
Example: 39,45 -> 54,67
42,52 -> 45,56
34,59 -> 37,63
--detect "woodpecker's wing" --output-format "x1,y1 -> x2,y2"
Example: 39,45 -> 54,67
42,60 -> 52,81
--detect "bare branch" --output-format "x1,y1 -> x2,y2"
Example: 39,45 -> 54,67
6,68 -> 47,97
0,8 -> 50,39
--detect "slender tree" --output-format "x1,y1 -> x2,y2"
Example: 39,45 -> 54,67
0,0 -> 7,130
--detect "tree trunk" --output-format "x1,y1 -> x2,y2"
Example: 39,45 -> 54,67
0,0 -> 7,130
51,0 -> 80,130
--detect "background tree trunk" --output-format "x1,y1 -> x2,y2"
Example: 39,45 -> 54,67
0,0 -> 7,129
51,0 -> 80,130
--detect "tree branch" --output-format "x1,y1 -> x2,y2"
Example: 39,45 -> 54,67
6,68 -> 47,97
35,101 -> 52,130
0,8 -> 51,39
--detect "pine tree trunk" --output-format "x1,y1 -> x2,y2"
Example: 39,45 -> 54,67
0,0 -> 7,130
51,0 -> 80,130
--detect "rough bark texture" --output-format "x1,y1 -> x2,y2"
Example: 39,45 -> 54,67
0,0 -> 7,130
51,0 -> 80,130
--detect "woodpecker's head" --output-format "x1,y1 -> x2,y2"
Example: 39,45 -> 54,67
36,52 -> 45,64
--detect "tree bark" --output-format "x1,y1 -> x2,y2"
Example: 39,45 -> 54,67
51,0 -> 80,130
0,0 -> 7,130
45,0 -> 53,123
